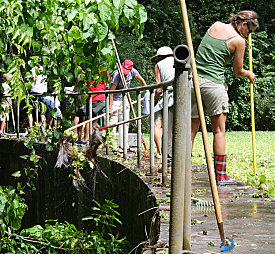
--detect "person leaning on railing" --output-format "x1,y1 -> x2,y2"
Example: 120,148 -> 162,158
109,60 -> 147,153
150,46 -> 175,166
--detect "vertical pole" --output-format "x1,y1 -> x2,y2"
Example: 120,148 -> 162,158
169,70 -> 188,254
17,100 -> 20,138
105,94 -> 110,155
183,76 -> 191,250
35,98 -> 39,124
89,95 -> 93,136
54,94 -> 57,127
123,92 -> 127,159
162,87 -> 168,185
150,91 -> 155,174
248,34 -> 257,175
137,91 -> 142,165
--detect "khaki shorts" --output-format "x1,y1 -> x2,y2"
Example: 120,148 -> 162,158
191,77 -> 229,118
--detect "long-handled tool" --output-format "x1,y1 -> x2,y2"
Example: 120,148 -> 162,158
248,34 -> 257,175
11,107 -> 16,132
110,37 -> 148,151
66,99 -> 140,132
98,114 -> 149,130
179,0 -> 234,251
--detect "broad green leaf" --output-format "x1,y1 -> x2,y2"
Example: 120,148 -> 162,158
65,72 -> 74,83
113,0 -> 125,9
26,26 -> 33,37
82,27 -> 94,40
124,0 -> 137,8
137,4 -> 147,23
83,15 -> 93,31
98,2 -> 110,22
123,6 -> 135,19
93,22 -> 108,42
68,9 -> 78,22
36,20 -> 44,30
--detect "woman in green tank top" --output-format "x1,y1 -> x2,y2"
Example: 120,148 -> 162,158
191,10 -> 259,186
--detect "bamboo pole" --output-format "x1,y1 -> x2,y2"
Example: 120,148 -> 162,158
110,38 -> 148,150
248,34 -> 257,175
66,99 -> 140,132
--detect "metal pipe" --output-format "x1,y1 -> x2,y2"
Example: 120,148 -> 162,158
162,86 -> 168,185
89,95 -> 93,135
169,44 -> 191,253
137,91 -> 142,165
16,100 -> 20,138
35,99 -> 38,124
105,94 -> 110,154
53,94 -> 57,127
183,76 -> 191,250
123,92 -> 127,159
169,71 -> 187,253
150,90 -> 155,174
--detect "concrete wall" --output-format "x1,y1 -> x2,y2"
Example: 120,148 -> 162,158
0,138 -> 157,250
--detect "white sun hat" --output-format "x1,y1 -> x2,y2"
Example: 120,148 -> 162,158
150,46 -> 173,63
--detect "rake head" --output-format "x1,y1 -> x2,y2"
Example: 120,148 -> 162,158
191,197 -> 214,207
221,237 -> 234,252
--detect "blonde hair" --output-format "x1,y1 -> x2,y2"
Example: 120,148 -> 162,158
3,74 -> 12,82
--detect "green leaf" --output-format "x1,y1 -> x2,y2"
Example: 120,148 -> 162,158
24,139 -> 34,149
46,142 -> 54,152
259,174 -> 266,184
54,128 -> 63,139
113,0 -> 126,9
98,2 -> 110,22
68,9 -> 78,22
26,26 -> 33,37
12,171 -> 21,178
93,22 -> 108,42
20,155 -> 29,160
124,0 -> 137,8
36,20 -> 44,30
137,4 -> 147,23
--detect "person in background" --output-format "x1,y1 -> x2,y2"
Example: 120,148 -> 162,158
191,10 -> 259,185
27,65 -> 62,130
27,65 -> 47,129
73,67 -> 109,146
109,60 -> 147,153
81,68 -> 110,145
151,46 -> 175,167
0,74 -> 12,137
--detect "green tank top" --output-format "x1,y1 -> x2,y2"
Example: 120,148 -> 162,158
196,30 -> 237,84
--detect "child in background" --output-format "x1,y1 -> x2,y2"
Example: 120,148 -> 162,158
0,74 -> 12,136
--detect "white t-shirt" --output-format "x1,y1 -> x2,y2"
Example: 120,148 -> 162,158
30,66 -> 47,93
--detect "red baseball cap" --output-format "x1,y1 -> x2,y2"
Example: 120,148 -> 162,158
121,60 -> 133,75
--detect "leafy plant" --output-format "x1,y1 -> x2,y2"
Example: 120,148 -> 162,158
0,199 -> 129,253
0,186 -> 27,236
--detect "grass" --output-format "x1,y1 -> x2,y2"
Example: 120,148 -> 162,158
192,131 -> 275,191
142,131 -> 275,195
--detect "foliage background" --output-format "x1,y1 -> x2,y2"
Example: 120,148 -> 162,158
118,0 -> 275,132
